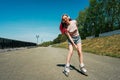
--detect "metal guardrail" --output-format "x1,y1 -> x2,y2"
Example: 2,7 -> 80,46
0,37 -> 36,49
86,29 -> 120,39
99,29 -> 120,37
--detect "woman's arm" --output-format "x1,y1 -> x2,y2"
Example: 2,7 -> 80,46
69,29 -> 77,36
65,31 -> 78,49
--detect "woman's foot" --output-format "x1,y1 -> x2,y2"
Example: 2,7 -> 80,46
63,66 -> 70,76
80,66 -> 87,73
79,63 -> 87,73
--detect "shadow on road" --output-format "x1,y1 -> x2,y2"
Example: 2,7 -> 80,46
56,64 -> 88,76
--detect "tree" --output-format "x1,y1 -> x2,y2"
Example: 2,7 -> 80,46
53,34 -> 67,44
76,0 -> 120,39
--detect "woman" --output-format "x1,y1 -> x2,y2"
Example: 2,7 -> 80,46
60,14 -> 87,75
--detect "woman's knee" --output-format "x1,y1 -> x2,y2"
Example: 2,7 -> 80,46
68,45 -> 73,51
69,49 -> 73,54
77,47 -> 82,55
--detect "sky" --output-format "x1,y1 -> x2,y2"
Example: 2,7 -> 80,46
0,0 -> 89,44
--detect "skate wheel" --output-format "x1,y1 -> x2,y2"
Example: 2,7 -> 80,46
81,71 -> 88,76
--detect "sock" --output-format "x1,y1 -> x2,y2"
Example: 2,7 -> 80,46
66,63 -> 70,67
80,63 -> 84,67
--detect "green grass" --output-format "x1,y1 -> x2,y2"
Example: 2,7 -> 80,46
52,34 -> 120,58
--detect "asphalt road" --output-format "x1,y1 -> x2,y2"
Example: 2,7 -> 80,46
0,47 -> 120,80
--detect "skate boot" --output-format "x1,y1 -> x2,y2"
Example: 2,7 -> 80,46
79,65 -> 88,76
63,66 -> 70,77
80,66 -> 87,73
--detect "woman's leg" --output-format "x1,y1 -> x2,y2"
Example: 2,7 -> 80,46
77,42 -> 87,73
64,44 -> 73,73
76,43 -> 84,66
66,44 -> 73,66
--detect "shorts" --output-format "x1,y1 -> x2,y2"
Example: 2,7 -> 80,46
67,35 -> 81,45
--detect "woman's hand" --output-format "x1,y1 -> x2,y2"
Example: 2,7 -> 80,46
75,45 -> 78,49
65,31 -> 78,50
73,44 -> 78,50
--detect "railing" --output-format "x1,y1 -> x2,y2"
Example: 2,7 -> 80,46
86,29 -> 120,39
99,29 -> 120,37
0,37 -> 36,49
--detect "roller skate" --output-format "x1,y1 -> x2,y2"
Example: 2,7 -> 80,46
63,66 -> 70,77
79,66 -> 88,76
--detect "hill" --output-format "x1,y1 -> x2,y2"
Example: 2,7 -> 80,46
53,34 -> 120,58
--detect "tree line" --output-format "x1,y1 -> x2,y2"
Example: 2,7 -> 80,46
40,0 -> 120,46
77,0 -> 120,39
39,34 -> 67,47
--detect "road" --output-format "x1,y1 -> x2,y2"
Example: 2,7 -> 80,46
0,47 -> 120,80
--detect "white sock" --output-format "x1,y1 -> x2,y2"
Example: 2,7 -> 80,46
80,63 -> 84,67
66,63 -> 70,67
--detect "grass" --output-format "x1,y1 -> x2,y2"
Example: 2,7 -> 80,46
52,34 -> 120,58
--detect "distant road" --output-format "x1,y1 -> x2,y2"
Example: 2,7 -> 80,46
0,47 -> 120,80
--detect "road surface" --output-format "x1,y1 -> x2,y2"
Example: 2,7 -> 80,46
0,47 -> 120,80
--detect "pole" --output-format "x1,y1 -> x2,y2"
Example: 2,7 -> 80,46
36,35 -> 39,45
